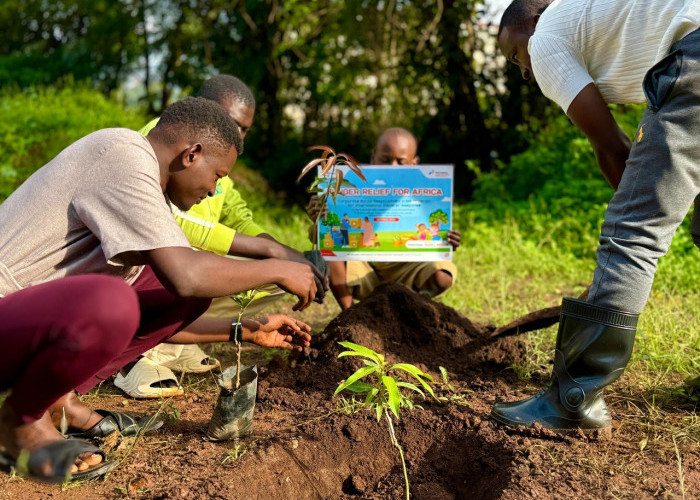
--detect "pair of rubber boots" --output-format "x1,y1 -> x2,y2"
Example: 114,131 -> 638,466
491,298 -> 638,430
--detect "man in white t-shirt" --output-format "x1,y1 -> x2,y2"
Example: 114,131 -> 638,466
0,97 -> 317,481
492,0 -> 700,431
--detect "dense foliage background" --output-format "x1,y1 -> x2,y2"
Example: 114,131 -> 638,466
0,0 -> 556,197
0,0 -> 696,291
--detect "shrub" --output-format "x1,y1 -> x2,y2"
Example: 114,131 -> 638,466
0,82 -> 147,201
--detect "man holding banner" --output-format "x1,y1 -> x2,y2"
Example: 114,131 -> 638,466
308,127 -> 461,310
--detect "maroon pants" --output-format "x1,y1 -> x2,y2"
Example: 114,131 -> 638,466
0,267 -> 210,423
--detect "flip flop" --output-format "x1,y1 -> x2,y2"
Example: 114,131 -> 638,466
114,356 -> 184,398
0,438 -> 117,483
157,344 -> 221,374
67,409 -> 164,439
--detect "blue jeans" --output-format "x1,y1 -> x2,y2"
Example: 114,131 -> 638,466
589,29 -> 700,313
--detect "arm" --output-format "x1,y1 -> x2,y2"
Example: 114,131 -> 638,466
219,184 -> 266,237
142,246 -> 317,310
229,233 -> 329,296
171,202 -> 236,256
305,194 -> 327,222
170,315 -> 312,351
566,83 -> 631,190
329,261 -> 354,310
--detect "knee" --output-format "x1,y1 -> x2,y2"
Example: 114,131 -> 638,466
67,276 -> 140,351
433,270 -> 454,292
419,270 -> 454,297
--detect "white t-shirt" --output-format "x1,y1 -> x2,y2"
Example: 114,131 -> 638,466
0,128 -> 190,297
529,0 -> 700,112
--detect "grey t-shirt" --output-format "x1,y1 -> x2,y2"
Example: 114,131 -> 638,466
0,128 -> 190,297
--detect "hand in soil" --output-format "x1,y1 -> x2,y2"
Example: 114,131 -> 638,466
244,314 -> 312,351
0,406 -> 102,476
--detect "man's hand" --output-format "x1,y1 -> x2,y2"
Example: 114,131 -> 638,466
273,245 -> 329,300
274,259 -> 318,311
243,315 -> 312,351
447,230 -> 461,251
305,195 -> 328,222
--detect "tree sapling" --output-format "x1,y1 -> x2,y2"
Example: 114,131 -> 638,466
334,341 -> 437,500
297,146 -> 366,272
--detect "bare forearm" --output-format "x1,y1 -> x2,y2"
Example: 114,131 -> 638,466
228,233 -> 279,259
229,233 -> 306,262
566,84 -> 631,191
594,129 -> 631,190
329,261 -> 353,310
169,317 -> 262,344
145,247 -> 285,298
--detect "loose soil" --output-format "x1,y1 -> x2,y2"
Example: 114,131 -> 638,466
1,282 -> 697,499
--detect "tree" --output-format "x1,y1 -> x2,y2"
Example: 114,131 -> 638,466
322,212 -> 341,228
429,209 -> 449,225
0,0 -> 559,200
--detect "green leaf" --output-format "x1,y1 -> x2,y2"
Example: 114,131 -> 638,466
375,404 -> 383,421
382,376 -> 401,418
338,342 -> 382,364
391,364 -> 437,399
361,359 -> 378,367
344,381 -> 374,393
439,366 -> 449,383
334,365 -> 377,395
391,363 -> 434,382
396,381 -> 424,397
340,179 -> 357,189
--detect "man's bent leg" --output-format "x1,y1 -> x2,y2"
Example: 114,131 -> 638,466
589,32 -> 700,313
75,266 -> 210,393
0,275 -> 139,422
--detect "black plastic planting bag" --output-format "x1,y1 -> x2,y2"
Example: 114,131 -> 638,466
206,365 -> 258,441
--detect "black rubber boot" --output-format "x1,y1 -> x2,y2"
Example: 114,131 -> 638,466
491,298 -> 638,430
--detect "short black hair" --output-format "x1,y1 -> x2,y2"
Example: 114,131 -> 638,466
197,74 -> 256,110
155,97 -> 244,155
498,0 -> 552,37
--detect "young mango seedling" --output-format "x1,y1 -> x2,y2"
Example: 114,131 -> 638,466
298,145 -> 366,244
230,289 -> 265,388
334,341 -> 437,500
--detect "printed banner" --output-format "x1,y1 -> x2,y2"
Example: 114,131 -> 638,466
315,164 -> 453,261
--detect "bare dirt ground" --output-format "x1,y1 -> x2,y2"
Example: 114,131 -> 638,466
1,282 -> 697,499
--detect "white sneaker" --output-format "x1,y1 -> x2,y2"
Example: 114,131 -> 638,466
158,344 -> 221,374
114,357 -> 184,399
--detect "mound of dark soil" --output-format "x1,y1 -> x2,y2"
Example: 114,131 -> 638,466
264,282 -> 531,394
